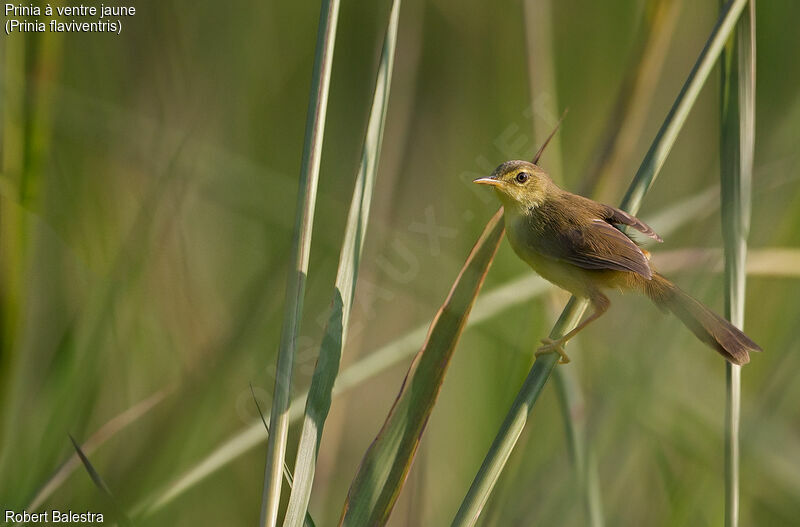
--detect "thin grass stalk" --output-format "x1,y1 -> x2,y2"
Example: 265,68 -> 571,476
585,447 -> 603,526
283,2 -> 401,525
451,2 -> 750,525
523,0 -> 563,178
27,388 -> 171,511
69,435 -> 134,527
579,0 -> 683,199
719,2 -> 755,526
552,363 -> 603,527
252,387 -> 317,527
450,300 -> 585,527
22,25 -> 63,208
260,1 -> 341,526
621,0 -> 749,210
655,247 -> 800,276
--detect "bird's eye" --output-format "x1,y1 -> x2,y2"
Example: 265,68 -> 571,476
515,172 -> 530,184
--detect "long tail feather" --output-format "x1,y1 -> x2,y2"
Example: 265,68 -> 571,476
644,273 -> 761,365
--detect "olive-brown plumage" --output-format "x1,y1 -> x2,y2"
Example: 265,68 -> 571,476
474,160 -> 761,365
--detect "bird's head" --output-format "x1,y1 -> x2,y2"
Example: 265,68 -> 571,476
473,160 -> 554,213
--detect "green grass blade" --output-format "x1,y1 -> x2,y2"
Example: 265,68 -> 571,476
450,299 -> 586,527
69,435 -> 134,527
339,209 -> 505,527
719,2 -> 755,527
523,0 -> 563,177
614,247 -> 800,277
251,387 -> 317,527
552,363 -> 604,527
27,389 -> 170,512
283,4 -> 402,524
621,0 -> 750,212
452,2 -> 750,525
579,0 -> 683,199
260,1 -> 341,526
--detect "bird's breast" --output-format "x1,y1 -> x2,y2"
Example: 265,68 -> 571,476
504,211 -> 593,298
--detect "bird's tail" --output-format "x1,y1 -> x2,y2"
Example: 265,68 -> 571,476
644,273 -> 761,365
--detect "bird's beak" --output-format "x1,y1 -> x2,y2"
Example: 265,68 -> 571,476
473,176 -> 502,187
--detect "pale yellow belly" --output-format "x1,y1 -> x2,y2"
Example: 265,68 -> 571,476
511,240 -> 594,298
505,215 -> 617,299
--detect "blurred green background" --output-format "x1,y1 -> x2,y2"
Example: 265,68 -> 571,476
1,0 -> 799,525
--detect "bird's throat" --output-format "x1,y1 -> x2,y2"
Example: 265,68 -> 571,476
495,189 -> 541,216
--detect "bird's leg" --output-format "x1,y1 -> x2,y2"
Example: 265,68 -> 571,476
536,292 -> 610,364
558,293 -> 610,343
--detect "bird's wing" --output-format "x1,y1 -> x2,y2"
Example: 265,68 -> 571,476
546,219 -> 653,279
602,205 -> 662,242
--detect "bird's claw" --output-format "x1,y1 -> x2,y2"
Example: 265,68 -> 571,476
536,337 -> 570,364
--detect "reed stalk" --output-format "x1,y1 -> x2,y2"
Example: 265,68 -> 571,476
719,2 -> 755,526
283,2 -> 401,525
260,1 -> 341,526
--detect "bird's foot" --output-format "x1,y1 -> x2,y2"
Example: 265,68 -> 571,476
536,337 -> 570,364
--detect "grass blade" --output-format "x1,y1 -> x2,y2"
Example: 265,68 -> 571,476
451,2 -> 750,525
450,298 -> 586,527
339,208 -> 505,527
650,247 -> 800,276
621,0 -> 749,211
260,1 -> 341,526
579,0 -> 683,198
283,2 -> 401,526
69,435 -> 133,527
251,386 -> 317,527
719,2 -> 755,526
532,110 -> 567,165
27,389 -> 170,511
523,0 -> 564,177
552,362 -> 604,527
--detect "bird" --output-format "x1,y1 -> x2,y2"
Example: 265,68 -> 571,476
474,160 -> 762,365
